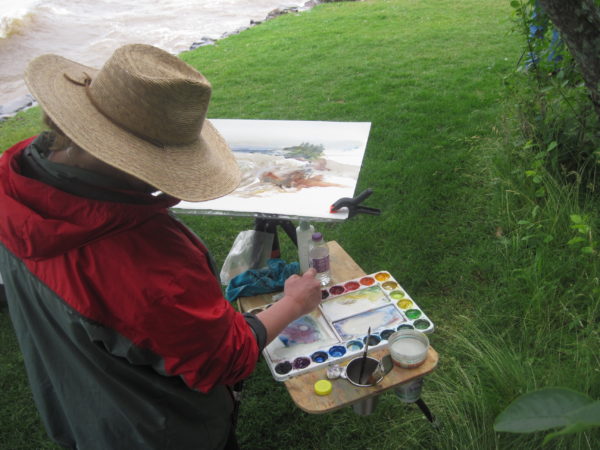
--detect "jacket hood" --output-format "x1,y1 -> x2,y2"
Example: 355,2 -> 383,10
0,138 -> 179,260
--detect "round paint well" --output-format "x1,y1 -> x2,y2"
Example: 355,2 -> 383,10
344,281 -> 360,291
328,345 -> 347,358
382,281 -> 399,290
374,272 -> 390,282
389,290 -> 405,300
292,356 -> 311,369
311,351 -> 329,364
275,361 -> 292,375
359,276 -> 375,286
346,340 -> 364,351
329,285 -> 345,296
363,334 -> 381,346
397,324 -> 415,330
397,299 -> 414,309
413,319 -> 431,330
380,329 -> 395,340
375,272 -> 390,281
321,290 -> 329,300
405,309 -> 422,320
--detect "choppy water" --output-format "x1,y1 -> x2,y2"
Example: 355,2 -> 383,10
0,0 -> 308,114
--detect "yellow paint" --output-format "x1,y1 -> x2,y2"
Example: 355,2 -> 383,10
382,281 -> 398,290
397,299 -> 413,309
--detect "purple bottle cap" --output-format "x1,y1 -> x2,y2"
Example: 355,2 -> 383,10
312,232 -> 323,241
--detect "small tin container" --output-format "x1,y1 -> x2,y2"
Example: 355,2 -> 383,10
388,329 -> 429,369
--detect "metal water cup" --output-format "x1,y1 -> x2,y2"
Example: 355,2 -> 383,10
351,395 -> 379,416
343,356 -> 384,415
344,356 -> 384,387
395,377 -> 424,403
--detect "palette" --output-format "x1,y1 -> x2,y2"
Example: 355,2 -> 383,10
251,271 -> 435,381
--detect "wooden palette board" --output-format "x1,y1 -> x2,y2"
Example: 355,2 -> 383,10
238,241 -> 440,414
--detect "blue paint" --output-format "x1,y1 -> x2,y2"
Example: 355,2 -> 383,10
311,351 -> 329,363
328,345 -> 347,358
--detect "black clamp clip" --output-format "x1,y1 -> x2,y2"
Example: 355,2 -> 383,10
330,188 -> 381,219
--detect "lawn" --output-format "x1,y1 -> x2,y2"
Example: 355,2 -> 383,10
1,0 -> 598,448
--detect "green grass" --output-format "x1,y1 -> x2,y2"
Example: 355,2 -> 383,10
1,0 -> 599,448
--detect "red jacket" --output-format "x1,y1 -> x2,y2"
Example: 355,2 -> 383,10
0,137 -> 260,448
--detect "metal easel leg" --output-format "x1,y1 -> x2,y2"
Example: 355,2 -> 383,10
414,398 -> 440,429
254,218 -> 298,259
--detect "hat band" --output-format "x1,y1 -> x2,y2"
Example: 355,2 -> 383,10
63,72 -> 165,149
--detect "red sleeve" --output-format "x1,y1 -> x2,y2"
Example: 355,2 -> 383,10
135,243 -> 261,392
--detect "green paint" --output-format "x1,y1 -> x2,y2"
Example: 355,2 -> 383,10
389,290 -> 405,300
414,319 -> 431,330
405,309 -> 422,319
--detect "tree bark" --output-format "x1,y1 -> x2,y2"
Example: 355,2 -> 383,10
538,0 -> 600,118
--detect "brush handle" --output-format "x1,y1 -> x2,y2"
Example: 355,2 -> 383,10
357,327 -> 371,384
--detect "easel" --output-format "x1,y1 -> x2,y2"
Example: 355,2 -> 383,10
254,218 -> 298,259
253,189 -> 381,258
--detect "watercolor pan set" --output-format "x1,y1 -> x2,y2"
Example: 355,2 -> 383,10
250,271 -> 435,381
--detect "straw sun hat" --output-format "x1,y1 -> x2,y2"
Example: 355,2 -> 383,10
24,44 -> 241,202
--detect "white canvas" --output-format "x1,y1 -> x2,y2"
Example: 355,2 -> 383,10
173,119 -> 371,221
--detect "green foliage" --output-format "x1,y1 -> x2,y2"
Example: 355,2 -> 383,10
494,388 -> 600,445
507,0 -> 600,187
568,214 -> 596,255
1,1 -> 600,448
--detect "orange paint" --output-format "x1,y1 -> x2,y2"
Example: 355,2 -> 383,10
374,272 -> 390,282
359,276 -> 375,286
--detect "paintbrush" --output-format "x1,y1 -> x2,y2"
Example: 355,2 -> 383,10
357,326 -> 371,385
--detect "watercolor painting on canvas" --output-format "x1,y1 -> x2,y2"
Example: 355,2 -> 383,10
174,119 -> 371,220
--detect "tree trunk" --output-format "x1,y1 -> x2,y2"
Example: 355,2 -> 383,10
538,0 -> 600,119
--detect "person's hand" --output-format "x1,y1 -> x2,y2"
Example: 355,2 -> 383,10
282,268 -> 322,317
255,268 -> 323,344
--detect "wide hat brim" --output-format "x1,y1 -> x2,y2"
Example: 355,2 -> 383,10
24,54 -> 241,202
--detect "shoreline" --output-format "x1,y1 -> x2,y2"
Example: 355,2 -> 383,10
0,0 -> 342,122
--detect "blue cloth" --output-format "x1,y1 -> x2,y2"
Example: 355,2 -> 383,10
225,259 -> 300,302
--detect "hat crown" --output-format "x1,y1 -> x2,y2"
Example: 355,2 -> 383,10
89,44 -> 211,146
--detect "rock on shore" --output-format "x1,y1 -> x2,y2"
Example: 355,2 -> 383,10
188,0 -> 358,50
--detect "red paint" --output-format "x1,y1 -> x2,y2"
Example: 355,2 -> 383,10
344,281 -> 360,291
329,285 -> 345,295
359,277 -> 375,286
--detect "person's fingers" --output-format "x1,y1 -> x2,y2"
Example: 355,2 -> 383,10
303,268 -> 317,277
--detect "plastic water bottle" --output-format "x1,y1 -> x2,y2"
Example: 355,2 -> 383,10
296,220 -> 315,274
309,232 -> 331,286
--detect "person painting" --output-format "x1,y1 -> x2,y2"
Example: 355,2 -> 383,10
0,44 -> 322,449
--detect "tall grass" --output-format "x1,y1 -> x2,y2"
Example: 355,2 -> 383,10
1,0 -> 598,448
